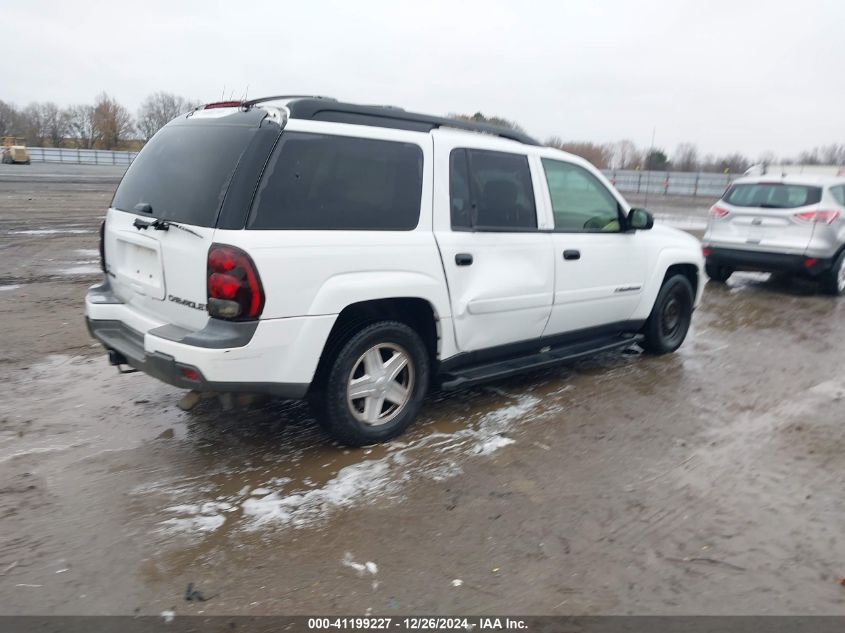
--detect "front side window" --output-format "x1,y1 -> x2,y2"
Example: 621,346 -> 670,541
542,158 -> 621,232
249,132 -> 423,230
449,148 -> 537,231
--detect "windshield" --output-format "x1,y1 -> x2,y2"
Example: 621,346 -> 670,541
112,122 -> 258,227
723,183 -> 821,209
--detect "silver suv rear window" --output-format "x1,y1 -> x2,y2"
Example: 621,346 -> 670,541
723,183 -> 821,209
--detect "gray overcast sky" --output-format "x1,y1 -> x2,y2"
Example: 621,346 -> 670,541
2,0 -> 842,158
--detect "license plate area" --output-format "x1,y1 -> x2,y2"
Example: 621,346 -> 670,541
113,232 -> 166,300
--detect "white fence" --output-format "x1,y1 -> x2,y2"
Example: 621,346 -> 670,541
602,169 -> 742,198
26,147 -> 138,166
24,146 -> 741,198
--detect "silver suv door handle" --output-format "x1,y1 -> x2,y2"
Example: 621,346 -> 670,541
455,253 -> 474,266
563,249 -> 581,261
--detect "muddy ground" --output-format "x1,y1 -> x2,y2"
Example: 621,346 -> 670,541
1,163 -> 844,616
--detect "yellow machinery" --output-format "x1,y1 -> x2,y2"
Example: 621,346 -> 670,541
1,137 -> 30,165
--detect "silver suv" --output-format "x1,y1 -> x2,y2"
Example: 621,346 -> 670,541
702,176 -> 845,295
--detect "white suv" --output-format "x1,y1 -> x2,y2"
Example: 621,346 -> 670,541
85,96 -> 704,445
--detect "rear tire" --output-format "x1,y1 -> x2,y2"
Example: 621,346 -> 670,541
819,250 -> 845,297
309,321 -> 429,447
705,261 -> 733,283
642,275 -> 694,355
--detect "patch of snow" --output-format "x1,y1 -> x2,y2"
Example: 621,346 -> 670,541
342,553 -> 378,577
474,434 -> 516,455
11,229 -> 92,235
156,394 -> 542,534
57,265 -> 100,275
0,284 -> 21,292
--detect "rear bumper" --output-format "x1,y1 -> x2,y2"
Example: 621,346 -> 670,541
85,280 -> 337,398
86,317 -> 310,398
704,247 -> 833,276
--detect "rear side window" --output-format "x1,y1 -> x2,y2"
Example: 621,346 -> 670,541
112,123 -> 258,227
249,132 -> 423,230
723,183 -> 822,208
830,185 -> 845,206
450,148 -> 537,231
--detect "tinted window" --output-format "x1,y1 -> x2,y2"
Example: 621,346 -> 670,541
542,158 -> 620,232
830,185 -> 845,206
112,123 -> 258,227
250,132 -> 423,230
449,148 -> 537,231
450,150 -> 472,229
724,183 -> 822,208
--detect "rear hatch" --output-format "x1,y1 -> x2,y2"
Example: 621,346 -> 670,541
706,182 -> 822,254
105,108 -> 278,330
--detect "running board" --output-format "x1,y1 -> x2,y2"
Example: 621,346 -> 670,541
439,333 -> 643,391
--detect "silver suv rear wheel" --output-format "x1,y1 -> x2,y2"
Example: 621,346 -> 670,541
820,250 -> 845,296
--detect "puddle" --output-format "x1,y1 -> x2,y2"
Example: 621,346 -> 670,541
146,393 -> 544,536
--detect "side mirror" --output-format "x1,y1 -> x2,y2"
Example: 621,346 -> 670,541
628,208 -> 654,231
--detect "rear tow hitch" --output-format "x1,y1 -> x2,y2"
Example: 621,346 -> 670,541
107,349 -> 138,374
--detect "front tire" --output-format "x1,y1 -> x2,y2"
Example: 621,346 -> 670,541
819,250 -> 845,297
642,275 -> 694,354
310,321 -> 429,447
705,261 -> 733,283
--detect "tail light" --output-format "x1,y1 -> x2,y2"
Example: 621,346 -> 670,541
793,210 -> 840,225
702,248 -> 711,257
98,220 -> 106,273
709,206 -> 730,219
206,244 -> 264,320
203,100 -> 243,109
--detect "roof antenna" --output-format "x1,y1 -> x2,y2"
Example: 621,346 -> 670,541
643,126 -> 656,208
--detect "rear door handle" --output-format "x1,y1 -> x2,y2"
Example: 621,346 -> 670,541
455,253 -> 473,266
563,249 -> 581,261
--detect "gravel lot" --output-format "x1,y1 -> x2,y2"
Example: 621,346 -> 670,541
1,163 -> 844,616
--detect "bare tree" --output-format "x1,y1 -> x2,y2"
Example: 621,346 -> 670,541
65,104 -> 98,149
449,112 -> 526,134
818,144 -> 845,165
0,100 -> 20,137
40,102 -> 70,147
19,103 -> 47,146
672,143 -> 699,172
610,140 -> 642,170
797,148 -> 822,165
137,92 -> 198,141
701,152 -> 750,173
756,150 -> 777,166
92,93 -> 134,149
546,138 -> 613,168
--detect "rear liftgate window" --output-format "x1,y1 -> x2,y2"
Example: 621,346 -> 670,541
723,183 -> 822,208
112,123 -> 261,227
249,133 -> 424,230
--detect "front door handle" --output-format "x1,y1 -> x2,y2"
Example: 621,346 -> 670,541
455,253 -> 474,266
563,249 -> 581,261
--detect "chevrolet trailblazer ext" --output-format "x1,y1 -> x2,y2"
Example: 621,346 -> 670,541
86,97 -> 703,446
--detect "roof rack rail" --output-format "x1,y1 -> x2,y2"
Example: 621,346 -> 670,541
242,95 -> 337,107
285,99 -> 540,146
